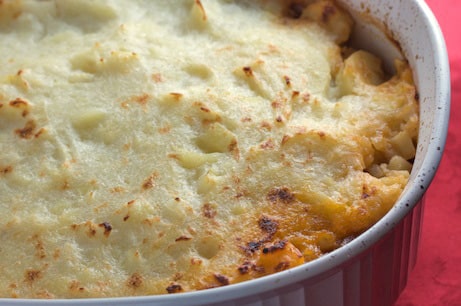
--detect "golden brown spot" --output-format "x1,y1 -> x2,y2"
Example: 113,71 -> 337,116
70,221 -> 98,237
281,135 -> 290,145
152,73 -> 163,82
302,93 -> 310,103
134,93 -> 149,105
62,158 -> 77,169
15,120 -> 36,139
283,75 -> 291,87
111,186 -> 125,193
34,127 -> 46,138
213,274 -> 229,286
202,203 -> 217,218
34,290 -> 54,299
62,180 -> 70,190
0,165 -> 13,175
260,139 -> 275,150
121,93 -> 151,108
87,223 -> 97,237
291,90 -> 300,99
158,125 -> 171,134
127,273 -> 143,289
228,139 -> 238,153
9,97 -> 28,108
166,283 -> 183,294
317,131 -> 326,138
235,192 -> 245,198
241,116 -> 252,123
275,115 -> 283,123
98,222 -> 112,237
124,215 -> 130,221
293,126 -> 308,136
142,172 -> 159,190
187,226 -> 197,235
33,238 -> 46,259
267,187 -> 295,204
175,235 -> 192,242
195,0 -> 207,21
53,249 -> 60,260
271,101 -> 281,109
190,257 -> 203,265
167,153 -> 179,160
69,280 -> 85,292
143,218 -> 153,226
242,66 -> 253,77
169,92 -> 183,100
260,121 -> 272,130
24,269 -> 42,284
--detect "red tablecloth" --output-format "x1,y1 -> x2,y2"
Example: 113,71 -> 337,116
395,1 -> 461,305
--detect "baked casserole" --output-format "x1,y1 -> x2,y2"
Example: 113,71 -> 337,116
0,0 -> 419,298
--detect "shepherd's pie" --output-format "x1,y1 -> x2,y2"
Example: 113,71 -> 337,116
0,0 -> 418,298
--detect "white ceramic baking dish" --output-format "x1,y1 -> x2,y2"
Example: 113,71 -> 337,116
1,0 -> 449,305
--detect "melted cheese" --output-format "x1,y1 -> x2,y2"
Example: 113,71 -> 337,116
0,0 -> 418,298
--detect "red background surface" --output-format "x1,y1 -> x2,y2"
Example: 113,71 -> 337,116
395,1 -> 461,305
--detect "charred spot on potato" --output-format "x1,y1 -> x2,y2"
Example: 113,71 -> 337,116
98,222 -> 112,237
213,273 -> 230,286
258,215 -> 278,236
244,241 -> 262,254
267,187 -> 295,204
166,283 -> 183,294
127,273 -> 143,288
262,240 -> 287,254
202,203 -> 217,218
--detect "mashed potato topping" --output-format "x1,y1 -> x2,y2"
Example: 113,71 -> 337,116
0,0 -> 418,298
